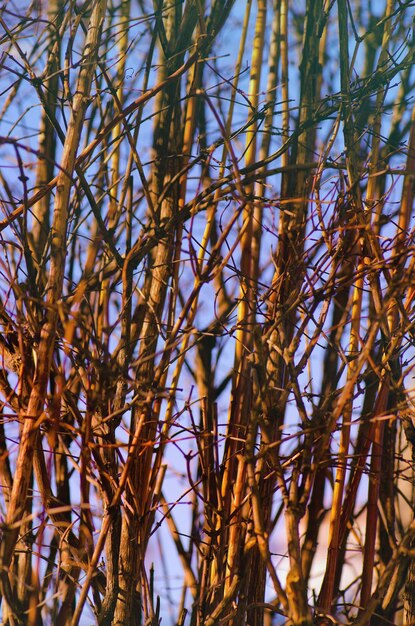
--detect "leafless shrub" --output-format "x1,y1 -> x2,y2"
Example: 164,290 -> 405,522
0,1 -> 415,625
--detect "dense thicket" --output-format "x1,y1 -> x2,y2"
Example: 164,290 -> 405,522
1,1 -> 415,624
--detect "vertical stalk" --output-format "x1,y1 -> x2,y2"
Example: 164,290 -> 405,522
318,267 -> 363,618
0,0 -> 107,608
31,0 -> 63,270
223,0 -> 267,603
